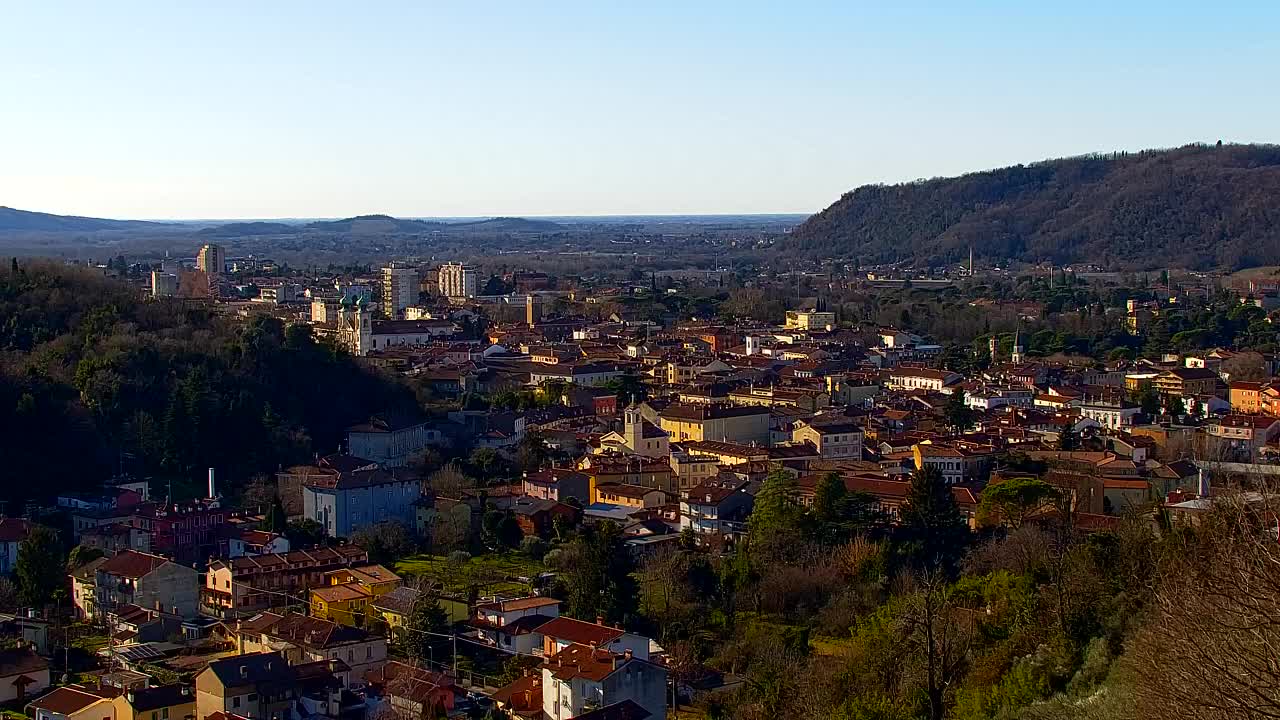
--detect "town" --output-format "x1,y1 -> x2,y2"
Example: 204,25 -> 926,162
2,240 -> 1279,720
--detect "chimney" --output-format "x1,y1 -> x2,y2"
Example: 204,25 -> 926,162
1198,468 -> 1211,498
623,648 -> 633,660
596,615 -> 604,626
240,665 -> 248,679
208,468 -> 217,499
180,687 -> 190,697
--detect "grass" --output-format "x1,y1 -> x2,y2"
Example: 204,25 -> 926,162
394,551 -> 546,597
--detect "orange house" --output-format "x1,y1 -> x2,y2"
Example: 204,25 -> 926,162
1230,381 -> 1264,414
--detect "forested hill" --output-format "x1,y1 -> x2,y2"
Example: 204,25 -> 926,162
0,261 -> 418,506
784,143 -> 1280,270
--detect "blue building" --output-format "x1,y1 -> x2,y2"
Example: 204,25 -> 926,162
302,467 -> 420,538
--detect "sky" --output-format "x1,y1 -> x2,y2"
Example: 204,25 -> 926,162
1,1 -> 1277,219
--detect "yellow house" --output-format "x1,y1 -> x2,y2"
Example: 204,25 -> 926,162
309,564 -> 400,627
28,686 -> 115,720
657,403 -> 771,445
112,685 -> 196,720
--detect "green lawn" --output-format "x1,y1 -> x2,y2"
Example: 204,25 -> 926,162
394,552 -> 546,597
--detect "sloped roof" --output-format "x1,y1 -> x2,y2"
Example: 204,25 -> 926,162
98,550 -> 168,579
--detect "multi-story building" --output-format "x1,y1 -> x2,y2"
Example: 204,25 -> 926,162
1155,367 -> 1221,398
195,652 -> 300,720
1229,381 -> 1265,414
196,244 -> 225,277
886,368 -> 961,392
1205,414 -> 1280,461
539,644 -> 667,720
791,420 -> 864,459
302,467 -> 421,538
346,416 -> 439,468
381,265 -> 419,318
437,262 -> 477,299
92,550 -> 199,619
784,309 -> 836,331
309,565 -> 401,627
202,546 -> 369,618
1079,400 -> 1141,429
230,612 -> 388,676
680,479 -> 754,542
657,403 -> 771,445
150,271 -> 177,298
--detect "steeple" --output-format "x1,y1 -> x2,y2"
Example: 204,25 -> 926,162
1011,329 -> 1025,365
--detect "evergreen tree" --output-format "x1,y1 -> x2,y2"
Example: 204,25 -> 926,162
945,390 -> 973,432
895,467 -> 969,574
404,592 -> 450,661
266,496 -> 288,533
749,470 -> 801,544
17,526 -> 63,607
811,472 -> 847,525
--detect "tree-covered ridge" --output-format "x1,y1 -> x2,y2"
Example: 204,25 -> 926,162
0,262 -> 416,504
784,143 -> 1280,270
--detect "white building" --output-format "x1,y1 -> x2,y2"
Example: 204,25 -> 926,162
381,266 -> 419,318
1079,402 -> 1141,429
887,368 -> 961,392
151,271 -> 177,298
784,309 -> 836,331
336,297 -> 457,356
438,262 -> 477,299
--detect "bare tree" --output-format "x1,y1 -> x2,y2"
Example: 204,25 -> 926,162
899,570 -> 977,720
1128,490 -> 1280,720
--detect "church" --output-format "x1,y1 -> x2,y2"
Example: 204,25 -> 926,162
336,296 -> 458,356
595,402 -> 670,458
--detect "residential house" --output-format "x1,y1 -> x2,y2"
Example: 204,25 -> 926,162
369,587 -> 419,640
679,480 -> 754,544
27,686 -> 116,720
129,501 -> 231,566
1205,415 -> 1280,462
0,647 -> 50,703
71,557 -> 108,620
912,443 -> 994,485
1230,381 -> 1265,414
0,518 -> 34,575
522,469 -> 592,504
94,550 -> 199,620
667,449 -> 722,491
791,420 -> 863,459
302,467 -> 421,538
346,416 -> 440,468
309,565 -> 401,627
591,484 -> 669,509
203,546 -> 369,619
540,643 -> 666,720
111,684 -> 196,720
194,652 -> 300,720
510,498 -> 580,538
229,612 -> 387,677
1078,400 -> 1141,429
538,617 -> 653,661
1154,367 -> 1221,398
470,596 -> 561,655
364,661 -> 458,718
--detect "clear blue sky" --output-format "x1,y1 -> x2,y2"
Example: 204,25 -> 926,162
1,2 -> 1276,219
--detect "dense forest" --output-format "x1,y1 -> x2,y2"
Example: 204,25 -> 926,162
784,143 -> 1280,270
0,261 -> 416,505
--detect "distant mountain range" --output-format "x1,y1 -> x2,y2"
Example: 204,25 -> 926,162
0,206 -> 176,232
783,143 -> 1280,270
0,208 -> 565,236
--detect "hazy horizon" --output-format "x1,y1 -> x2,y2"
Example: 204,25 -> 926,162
3,2 -> 1277,218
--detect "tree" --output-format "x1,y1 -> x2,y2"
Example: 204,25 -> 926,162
895,467 -> 969,574
350,521 -> 416,565
560,521 -> 638,624
285,518 -> 328,549
1057,424 -> 1078,451
978,477 -> 1059,529
1138,388 -> 1161,416
17,526 -> 63,607
901,571 -> 977,720
265,496 -> 288,534
945,390 -> 973,433
811,472 -> 848,524
749,470 -> 802,549
403,589 -> 450,662
66,545 -> 104,572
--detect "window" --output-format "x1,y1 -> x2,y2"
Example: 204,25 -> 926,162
162,710 -> 169,720
232,697 -> 241,708
248,694 -> 258,702
152,713 -> 158,720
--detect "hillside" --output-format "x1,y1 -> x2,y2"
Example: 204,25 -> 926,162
306,214 -> 447,234
0,206 -> 172,232
447,217 -> 563,232
784,143 -> 1280,270
197,221 -> 300,237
